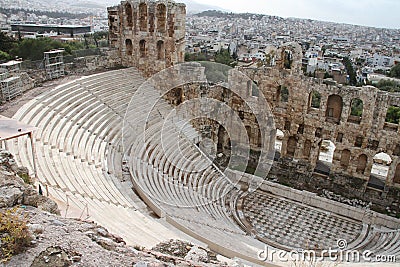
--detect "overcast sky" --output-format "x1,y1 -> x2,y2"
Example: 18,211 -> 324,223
195,0 -> 399,29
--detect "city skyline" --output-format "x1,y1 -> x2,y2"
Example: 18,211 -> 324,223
193,0 -> 400,29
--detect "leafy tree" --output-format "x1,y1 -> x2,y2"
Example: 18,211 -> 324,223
10,38 -> 84,61
185,52 -> 207,62
386,106 -> 400,124
324,72 -> 333,79
214,49 -> 237,67
390,64 -> 400,79
376,79 -> 400,92
343,57 -> 357,86
0,32 -> 16,53
350,98 -> 363,117
0,51 -> 11,61
311,91 -> 321,108
93,31 -> 109,47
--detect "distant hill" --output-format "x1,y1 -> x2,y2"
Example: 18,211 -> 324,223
179,0 -> 227,14
0,0 -> 227,15
99,0 -> 227,13
194,10 -> 267,20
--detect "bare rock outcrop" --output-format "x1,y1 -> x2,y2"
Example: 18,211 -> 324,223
0,149 -> 59,214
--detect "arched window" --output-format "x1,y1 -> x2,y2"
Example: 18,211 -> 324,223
125,3 -> 133,28
385,106 -> 400,124
315,140 -> 336,175
283,50 -> 293,69
245,126 -> 252,144
168,14 -> 174,37
394,164 -> 400,184
286,136 -> 297,157
350,98 -> 363,116
157,4 -> 166,32
257,129 -> 262,148
309,91 -> 321,109
139,39 -> 146,58
277,85 -> 289,102
149,12 -> 155,33
325,94 -> 343,124
303,140 -> 312,158
340,149 -> 351,168
125,39 -> 132,55
356,154 -> 367,174
139,3 -> 147,31
348,98 -> 363,124
274,129 -> 284,160
368,152 -> 392,190
157,40 -> 165,60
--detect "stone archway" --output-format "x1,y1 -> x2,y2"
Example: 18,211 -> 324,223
325,95 -> 343,124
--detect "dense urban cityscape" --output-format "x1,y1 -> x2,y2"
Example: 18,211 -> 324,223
1,0 -> 400,266
1,0 -> 399,85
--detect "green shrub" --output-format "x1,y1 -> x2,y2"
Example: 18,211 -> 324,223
0,208 -> 32,263
19,173 -> 32,185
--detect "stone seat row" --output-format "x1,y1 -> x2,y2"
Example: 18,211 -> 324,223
8,68 -> 159,222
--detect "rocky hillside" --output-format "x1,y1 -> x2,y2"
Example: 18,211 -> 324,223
0,149 -> 229,266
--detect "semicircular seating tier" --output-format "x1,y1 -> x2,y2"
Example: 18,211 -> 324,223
7,68 -> 400,265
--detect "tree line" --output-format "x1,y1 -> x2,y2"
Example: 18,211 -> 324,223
0,31 -> 108,62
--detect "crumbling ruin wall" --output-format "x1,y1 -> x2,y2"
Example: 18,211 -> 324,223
108,0 -> 186,77
161,44 -> 400,213
238,43 -> 400,213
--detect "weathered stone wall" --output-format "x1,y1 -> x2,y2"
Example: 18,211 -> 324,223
108,0 -> 186,77
160,44 -> 400,214
65,49 -> 122,74
239,43 -> 400,192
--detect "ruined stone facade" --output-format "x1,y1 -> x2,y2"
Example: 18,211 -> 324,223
162,44 -> 400,214
108,0 -> 186,77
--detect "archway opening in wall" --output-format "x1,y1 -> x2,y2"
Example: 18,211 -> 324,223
125,3 -> 133,28
348,98 -> 363,124
303,139 -> 312,159
308,91 -> 321,110
384,106 -> 400,132
139,3 -> 148,31
125,39 -> 133,55
275,85 -> 288,103
394,163 -> 400,184
274,129 -> 284,160
286,136 -> 297,158
315,140 -> 336,176
157,4 -> 166,33
216,124 -> 231,170
149,11 -> 155,33
356,154 -> 368,174
325,94 -> 343,124
340,149 -> 351,169
157,40 -> 165,60
283,50 -> 293,69
139,39 -> 146,58
368,152 -> 392,190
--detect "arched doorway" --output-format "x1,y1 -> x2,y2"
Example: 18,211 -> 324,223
325,95 -> 343,124
274,129 -> 284,160
356,154 -> 368,174
368,152 -> 392,190
394,163 -> 400,184
286,136 -> 297,157
315,140 -> 336,175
